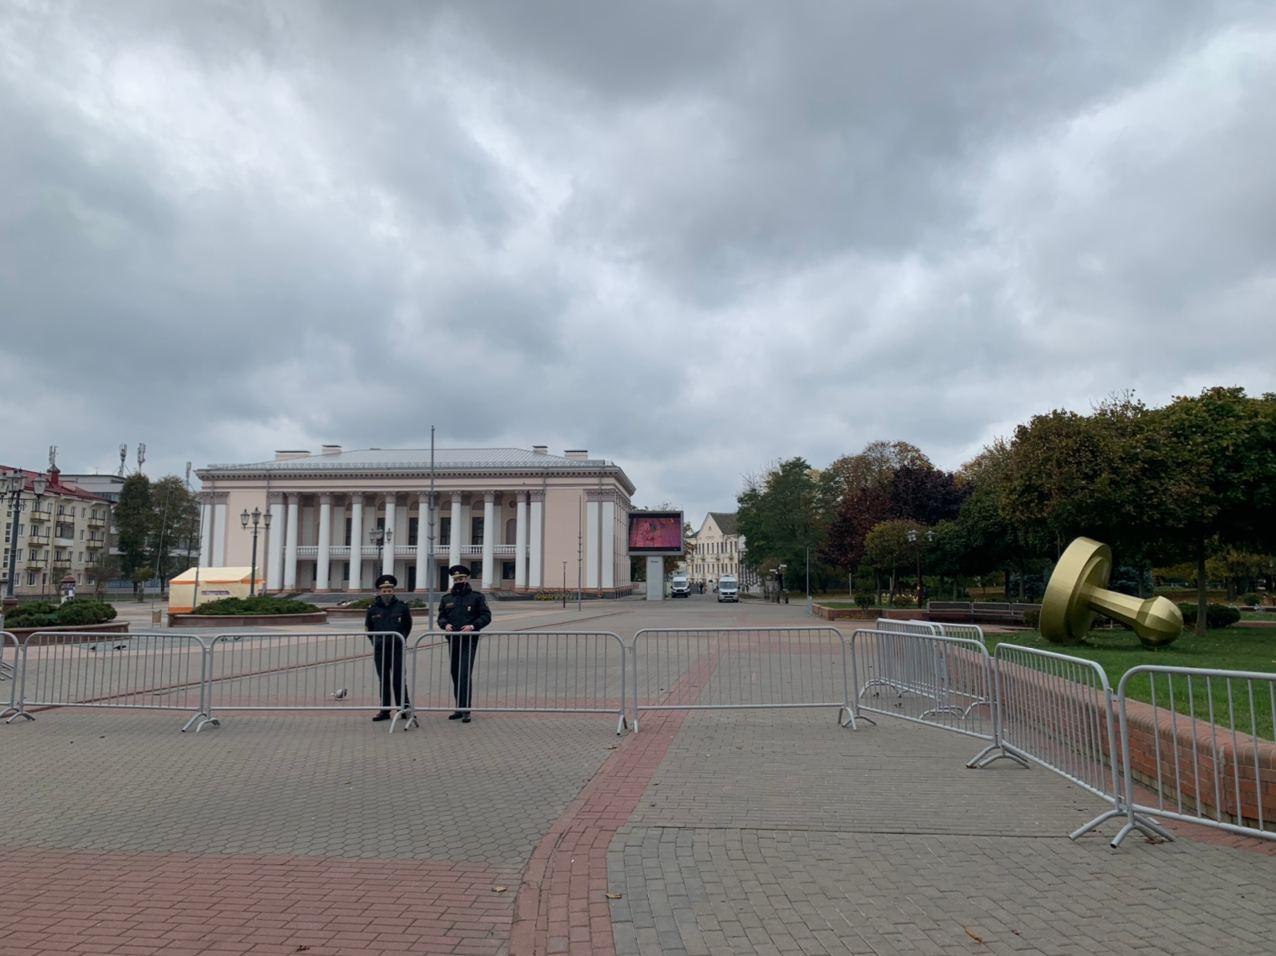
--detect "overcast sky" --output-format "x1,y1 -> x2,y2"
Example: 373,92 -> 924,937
3,0 -> 1274,523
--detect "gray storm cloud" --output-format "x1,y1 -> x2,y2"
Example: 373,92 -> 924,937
1,0 -> 1273,518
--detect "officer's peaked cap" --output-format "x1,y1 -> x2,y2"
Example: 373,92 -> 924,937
447,565 -> 472,576
375,573 -> 397,587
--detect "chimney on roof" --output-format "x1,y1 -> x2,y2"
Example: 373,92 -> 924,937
320,444 -> 343,456
563,449 -> 588,460
532,445 -> 548,455
274,449 -> 310,461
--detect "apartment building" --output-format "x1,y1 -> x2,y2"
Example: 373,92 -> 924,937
1,467 -> 113,597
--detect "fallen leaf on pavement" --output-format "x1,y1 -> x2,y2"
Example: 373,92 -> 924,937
606,892 -> 623,900
492,886 -> 507,893
963,926 -> 985,944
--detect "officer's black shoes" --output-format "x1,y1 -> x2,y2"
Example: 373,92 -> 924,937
372,711 -> 392,721
461,714 -> 472,723
448,711 -> 466,719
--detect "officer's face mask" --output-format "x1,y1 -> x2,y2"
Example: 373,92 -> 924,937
450,575 -> 470,595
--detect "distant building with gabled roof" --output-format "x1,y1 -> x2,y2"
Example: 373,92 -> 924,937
685,511 -> 746,589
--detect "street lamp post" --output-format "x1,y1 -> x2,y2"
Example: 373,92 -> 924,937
240,507 -> 271,597
906,528 -> 936,610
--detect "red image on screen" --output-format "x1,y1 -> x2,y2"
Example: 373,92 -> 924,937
628,513 -> 683,552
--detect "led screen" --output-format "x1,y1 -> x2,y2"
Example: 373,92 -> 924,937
627,511 -> 684,554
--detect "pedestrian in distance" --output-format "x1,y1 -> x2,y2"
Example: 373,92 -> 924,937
364,573 -> 412,722
437,564 -> 491,722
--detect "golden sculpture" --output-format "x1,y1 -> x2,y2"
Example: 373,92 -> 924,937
1041,537 -> 1182,647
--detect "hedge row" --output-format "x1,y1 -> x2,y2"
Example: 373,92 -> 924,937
5,599 -> 118,628
192,596 -> 320,616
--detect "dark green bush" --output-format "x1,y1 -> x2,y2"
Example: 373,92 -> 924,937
1022,607 -> 1041,629
193,596 -> 319,615
52,599 -> 117,626
6,598 -> 117,628
854,591 -> 875,610
1177,602 -> 1241,629
1242,592 -> 1261,607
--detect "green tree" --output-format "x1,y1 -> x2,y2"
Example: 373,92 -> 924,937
862,519 -> 920,603
149,475 -> 200,587
1147,388 -> 1276,634
737,458 -> 826,590
115,474 -> 153,588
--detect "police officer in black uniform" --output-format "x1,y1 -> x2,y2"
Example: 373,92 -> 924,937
364,573 -> 412,721
437,564 -> 491,722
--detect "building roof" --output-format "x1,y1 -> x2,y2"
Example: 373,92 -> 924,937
703,511 -> 738,536
197,447 -> 637,494
0,466 -> 112,504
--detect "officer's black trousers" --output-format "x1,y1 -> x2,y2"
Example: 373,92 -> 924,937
447,634 -> 480,712
370,636 -> 410,709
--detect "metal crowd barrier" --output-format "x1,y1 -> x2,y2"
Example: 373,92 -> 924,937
198,631 -> 412,732
848,629 -> 994,737
966,644 -> 1165,842
5,631 -> 211,731
631,627 -> 852,733
933,622 -> 985,643
874,618 -> 940,636
408,630 -> 628,734
1112,665 -> 1276,847
1,631 -> 18,719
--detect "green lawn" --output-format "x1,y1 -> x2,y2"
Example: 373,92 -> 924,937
986,628 -> 1276,740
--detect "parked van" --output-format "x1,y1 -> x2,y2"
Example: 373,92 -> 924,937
670,574 -> 691,597
717,574 -> 739,602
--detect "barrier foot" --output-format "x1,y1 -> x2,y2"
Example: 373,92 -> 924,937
616,713 -> 628,736
1110,812 -> 1173,848
192,715 -> 221,733
3,709 -> 34,723
966,743 -> 1030,770
1070,807 -> 1124,841
391,709 -> 419,733
841,706 -> 870,730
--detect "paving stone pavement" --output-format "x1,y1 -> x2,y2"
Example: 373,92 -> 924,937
2,596 -> 1273,955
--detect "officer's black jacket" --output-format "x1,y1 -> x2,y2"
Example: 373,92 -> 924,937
436,586 -> 492,631
364,596 -> 413,639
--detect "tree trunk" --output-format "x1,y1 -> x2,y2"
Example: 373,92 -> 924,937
1195,535 -> 1208,637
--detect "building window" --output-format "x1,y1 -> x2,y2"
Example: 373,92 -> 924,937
502,561 -> 515,579
26,572 -> 35,586
471,516 -> 484,546
505,518 -> 516,544
440,517 -> 451,546
408,517 -> 418,546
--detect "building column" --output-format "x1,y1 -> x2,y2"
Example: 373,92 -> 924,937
481,492 -> 496,589
347,495 -> 364,591
283,494 -> 299,590
415,493 -> 432,591
514,493 -> 528,589
382,496 -> 396,576
528,491 -> 544,588
199,497 -> 213,567
449,493 -> 462,569
585,496 -> 600,588
266,492 -> 285,591
601,497 -> 616,588
211,497 -> 227,567
316,493 -> 332,590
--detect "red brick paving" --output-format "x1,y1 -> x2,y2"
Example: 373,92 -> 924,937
509,651 -> 721,956
0,850 -> 520,955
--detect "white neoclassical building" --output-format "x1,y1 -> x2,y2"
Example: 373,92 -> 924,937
195,446 -> 636,594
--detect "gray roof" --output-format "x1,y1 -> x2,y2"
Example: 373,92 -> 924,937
704,511 -> 738,535
198,447 -> 635,492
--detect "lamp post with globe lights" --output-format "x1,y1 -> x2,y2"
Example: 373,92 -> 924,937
240,507 -> 272,597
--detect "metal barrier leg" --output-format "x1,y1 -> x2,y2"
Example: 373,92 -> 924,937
1109,812 -> 1174,848
966,743 -> 1030,770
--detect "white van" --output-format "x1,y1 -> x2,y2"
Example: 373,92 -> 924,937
717,574 -> 739,602
670,574 -> 691,597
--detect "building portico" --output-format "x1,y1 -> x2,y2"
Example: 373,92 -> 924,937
196,446 -> 635,595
